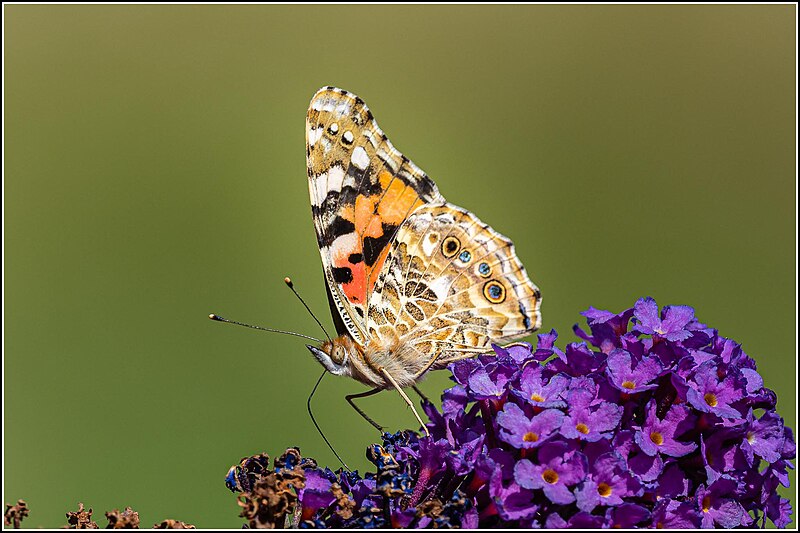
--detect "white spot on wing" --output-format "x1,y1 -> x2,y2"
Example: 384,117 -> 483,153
330,233 -> 358,262
313,174 -> 328,205
429,276 -> 450,302
308,127 -> 322,147
327,165 -> 345,191
421,233 -> 439,256
352,146 -> 370,170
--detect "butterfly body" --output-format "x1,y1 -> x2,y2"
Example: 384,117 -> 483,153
309,334 -> 427,389
305,87 -> 542,395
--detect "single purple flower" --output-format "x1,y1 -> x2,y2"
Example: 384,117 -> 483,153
574,305 -> 635,353
632,297 -> 695,342
574,452 -> 642,512
765,493 -> 794,529
496,402 -> 564,449
686,362 -> 745,419
511,363 -> 568,409
695,476 -> 749,528
635,401 -> 698,457
532,329 -> 562,361
606,349 -> 662,393
560,386 -> 623,442
465,361 -> 516,400
739,408 -> 785,466
514,441 -> 587,505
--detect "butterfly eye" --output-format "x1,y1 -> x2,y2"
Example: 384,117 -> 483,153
483,280 -> 506,304
458,250 -> 471,263
331,345 -> 345,365
442,236 -> 460,258
477,262 -> 492,277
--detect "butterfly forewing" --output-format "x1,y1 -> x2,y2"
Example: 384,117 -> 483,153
306,87 -> 443,344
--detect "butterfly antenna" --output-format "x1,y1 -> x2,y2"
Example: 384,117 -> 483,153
284,277 -> 332,343
308,369 -> 350,471
208,314 -> 322,343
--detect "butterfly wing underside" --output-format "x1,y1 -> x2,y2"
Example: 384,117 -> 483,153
306,87 -> 444,345
367,203 -> 542,372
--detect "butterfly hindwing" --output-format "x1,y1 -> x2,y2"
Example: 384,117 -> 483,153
306,87 -> 444,344
366,202 -> 542,374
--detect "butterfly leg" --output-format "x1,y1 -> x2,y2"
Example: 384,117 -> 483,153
379,368 -> 431,438
345,388 -> 384,433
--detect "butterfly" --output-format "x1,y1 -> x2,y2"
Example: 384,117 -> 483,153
304,87 -> 541,434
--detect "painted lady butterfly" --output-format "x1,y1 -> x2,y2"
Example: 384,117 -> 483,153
304,87 -> 542,433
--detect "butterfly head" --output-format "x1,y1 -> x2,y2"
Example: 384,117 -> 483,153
306,338 -> 351,376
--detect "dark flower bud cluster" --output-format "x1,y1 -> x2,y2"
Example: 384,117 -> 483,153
227,448 -> 319,528
227,298 -> 795,528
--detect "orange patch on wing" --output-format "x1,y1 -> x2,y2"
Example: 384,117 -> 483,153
354,194 -> 382,238
376,171 -> 418,224
330,234 -> 367,304
342,261 -> 366,303
334,170 -> 427,304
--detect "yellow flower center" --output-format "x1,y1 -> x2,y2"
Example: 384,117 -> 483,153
542,469 -> 559,484
523,432 -> 539,443
597,482 -> 612,497
621,380 -> 636,390
704,393 -> 718,407
702,496 -> 712,513
746,431 -> 755,445
531,393 -> 545,403
650,431 -> 664,446
576,423 -> 590,434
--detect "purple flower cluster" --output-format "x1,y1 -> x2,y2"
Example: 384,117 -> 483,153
228,298 -> 795,528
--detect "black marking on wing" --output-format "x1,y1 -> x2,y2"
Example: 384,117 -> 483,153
319,216 -> 356,247
363,223 -> 399,267
332,266 -> 354,284
520,302 -> 532,330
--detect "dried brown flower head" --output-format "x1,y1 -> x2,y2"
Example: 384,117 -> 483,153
105,507 -> 140,529
66,502 -> 98,529
4,499 -> 29,529
235,448 -> 308,528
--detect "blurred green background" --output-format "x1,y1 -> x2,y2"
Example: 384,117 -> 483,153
4,4 -> 795,529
